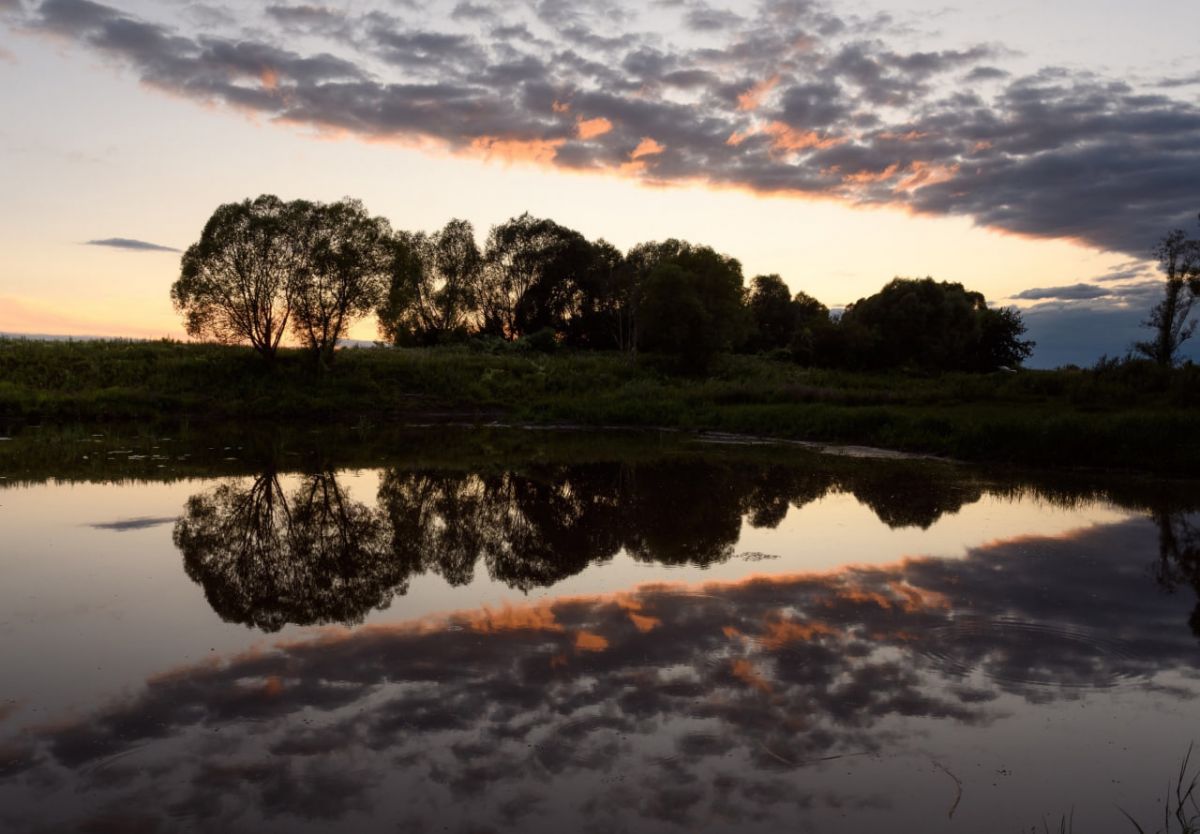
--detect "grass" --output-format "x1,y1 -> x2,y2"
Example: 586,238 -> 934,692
2,337 -> 1199,473
1120,745 -> 1200,834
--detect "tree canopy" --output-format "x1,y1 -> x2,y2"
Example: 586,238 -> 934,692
175,196 -> 1038,374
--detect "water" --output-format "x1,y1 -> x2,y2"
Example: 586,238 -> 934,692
1,426 -> 1198,833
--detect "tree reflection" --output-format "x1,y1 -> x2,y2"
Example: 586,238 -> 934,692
175,456 -> 1001,630
175,471 -> 400,631
1154,511 -> 1200,635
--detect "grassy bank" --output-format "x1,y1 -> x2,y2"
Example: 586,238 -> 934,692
2,338 -> 1198,473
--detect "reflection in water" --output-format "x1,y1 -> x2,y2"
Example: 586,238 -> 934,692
2,517 -> 1198,832
175,472 -> 402,632
1155,511 -> 1200,635
178,460 -> 986,631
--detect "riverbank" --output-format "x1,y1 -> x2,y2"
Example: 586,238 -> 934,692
2,338 -> 1198,473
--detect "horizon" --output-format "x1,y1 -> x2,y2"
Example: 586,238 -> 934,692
2,0 -> 1199,366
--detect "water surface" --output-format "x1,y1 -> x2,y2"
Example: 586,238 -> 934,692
1,427 -> 1198,833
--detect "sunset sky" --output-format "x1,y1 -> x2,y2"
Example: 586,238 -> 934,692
1,0 -> 1198,365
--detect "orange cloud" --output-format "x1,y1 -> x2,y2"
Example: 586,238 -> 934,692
574,631 -> 609,652
260,68 -> 279,90
762,122 -> 845,153
552,100 -> 571,114
630,137 -> 664,159
737,75 -> 780,111
469,136 -> 565,164
843,163 -> 900,184
576,116 -> 613,140
730,658 -> 773,694
465,602 -> 562,634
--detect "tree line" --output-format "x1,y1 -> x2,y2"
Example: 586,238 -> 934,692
172,194 -> 1037,371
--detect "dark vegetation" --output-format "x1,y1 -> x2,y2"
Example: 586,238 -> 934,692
2,337 -> 1199,472
169,195 -> 1034,373
4,199 -> 1199,472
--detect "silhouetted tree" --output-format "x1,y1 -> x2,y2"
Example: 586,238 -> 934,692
378,219 -> 482,346
788,291 -> 832,364
477,213 -> 595,339
290,199 -> 392,367
747,274 -> 796,351
635,241 -> 748,371
1135,219 -> 1200,367
171,195 -> 310,361
838,277 -> 1032,371
564,239 -> 633,350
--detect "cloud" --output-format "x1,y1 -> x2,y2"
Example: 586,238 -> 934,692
16,0 -> 1200,256
88,515 -> 178,531
85,237 -> 180,252
1013,283 -> 1113,301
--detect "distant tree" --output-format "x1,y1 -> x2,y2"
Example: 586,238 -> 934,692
635,241 -> 748,371
788,291 -> 831,364
171,195 -> 309,362
1135,219 -> 1200,367
477,213 -> 595,340
747,274 -> 796,351
290,199 -> 392,367
378,219 -> 482,346
838,277 -> 1032,371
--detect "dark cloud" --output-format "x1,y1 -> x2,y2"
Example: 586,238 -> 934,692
1013,283 -> 1113,301
84,237 -> 179,252
87,515 -> 178,531
19,0 -> 1200,256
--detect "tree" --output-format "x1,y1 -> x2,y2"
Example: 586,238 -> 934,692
477,213 -> 595,340
1135,219 -> 1200,367
174,471 -> 402,632
289,198 -> 392,367
171,195 -> 309,361
635,241 -> 748,371
838,277 -> 1032,371
747,274 -> 796,352
378,219 -> 482,345
788,291 -> 831,364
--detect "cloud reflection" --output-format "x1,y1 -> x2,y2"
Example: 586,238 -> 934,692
3,516 -> 1199,831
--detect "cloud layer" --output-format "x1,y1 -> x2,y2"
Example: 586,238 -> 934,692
17,0 -> 1200,257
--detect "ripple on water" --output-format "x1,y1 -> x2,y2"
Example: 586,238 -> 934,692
917,617 -> 1143,690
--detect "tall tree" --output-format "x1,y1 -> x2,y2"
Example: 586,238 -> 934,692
477,213 -> 594,340
171,195 -> 309,361
1135,220 -> 1200,367
378,219 -> 482,345
290,199 -> 392,367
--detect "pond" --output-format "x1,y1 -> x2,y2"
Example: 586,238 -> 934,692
0,426 -> 1198,833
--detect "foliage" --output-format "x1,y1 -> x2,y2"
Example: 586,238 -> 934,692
838,277 -> 1033,371
477,213 -> 595,340
378,219 -> 482,346
635,241 -> 749,371
289,198 -> 392,366
171,195 -> 310,361
1135,219 -> 1200,367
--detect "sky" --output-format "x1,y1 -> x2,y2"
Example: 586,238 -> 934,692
1,0 -> 1198,366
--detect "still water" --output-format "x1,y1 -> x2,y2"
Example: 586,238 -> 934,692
0,427 -> 1198,833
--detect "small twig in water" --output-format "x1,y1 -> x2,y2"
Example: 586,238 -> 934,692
930,758 -> 963,819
